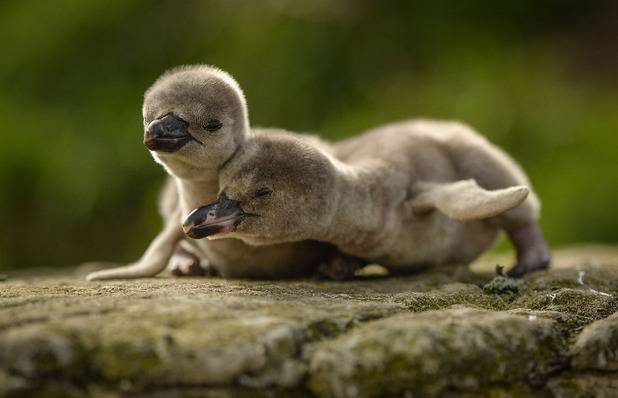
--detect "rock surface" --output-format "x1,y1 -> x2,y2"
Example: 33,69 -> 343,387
571,312 -> 618,371
0,244 -> 617,397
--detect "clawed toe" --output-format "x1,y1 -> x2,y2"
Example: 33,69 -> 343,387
505,222 -> 551,278
506,252 -> 551,278
170,261 -> 206,277
315,255 -> 364,281
168,247 -> 211,277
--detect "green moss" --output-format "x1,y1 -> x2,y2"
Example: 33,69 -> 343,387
3,382 -> 86,398
304,318 -> 351,340
308,308 -> 565,398
546,371 -> 618,398
522,266 -> 618,296
2,253 -> 617,397
483,276 -> 520,296
571,313 -> 618,371
94,341 -> 163,381
136,386 -> 313,398
510,288 -> 618,330
393,283 -> 505,312
444,384 -> 545,398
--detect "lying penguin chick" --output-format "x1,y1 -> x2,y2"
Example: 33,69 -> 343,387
333,119 -> 551,276
183,122 -> 551,276
86,65 -> 332,281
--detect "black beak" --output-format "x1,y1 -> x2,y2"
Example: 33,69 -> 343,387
183,193 -> 244,239
144,114 -> 200,153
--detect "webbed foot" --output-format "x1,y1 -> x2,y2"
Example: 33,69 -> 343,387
168,246 -> 218,277
506,222 -> 551,278
315,254 -> 365,281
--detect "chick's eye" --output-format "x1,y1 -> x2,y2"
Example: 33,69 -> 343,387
255,187 -> 273,198
204,119 -> 223,132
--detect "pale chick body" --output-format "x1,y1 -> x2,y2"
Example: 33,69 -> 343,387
184,120 -> 551,276
86,65 -> 334,281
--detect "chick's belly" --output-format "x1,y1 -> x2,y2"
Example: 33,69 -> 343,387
451,220 -> 500,264
191,238 -> 266,267
190,237 -> 324,278
386,216 -> 498,269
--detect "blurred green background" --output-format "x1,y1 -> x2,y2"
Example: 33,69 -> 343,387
1,0 -> 617,271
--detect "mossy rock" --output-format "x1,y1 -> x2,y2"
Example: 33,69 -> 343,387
390,282 -> 504,311
1,245 -> 617,397
308,308 -> 565,398
570,312 -> 618,371
511,286 -> 616,319
546,372 -> 618,398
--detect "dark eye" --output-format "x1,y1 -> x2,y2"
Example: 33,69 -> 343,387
204,119 -> 223,132
255,187 -> 273,198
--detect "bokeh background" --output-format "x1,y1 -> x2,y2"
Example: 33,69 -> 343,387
1,0 -> 617,271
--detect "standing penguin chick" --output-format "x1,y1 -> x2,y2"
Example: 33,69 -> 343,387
86,65 -> 331,281
183,121 -> 551,277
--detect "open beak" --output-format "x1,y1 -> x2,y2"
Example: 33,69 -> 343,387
144,114 -> 201,153
183,193 -> 244,239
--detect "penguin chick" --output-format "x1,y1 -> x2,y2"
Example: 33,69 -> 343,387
183,121 -> 551,276
86,65 -> 332,281
334,120 -> 551,276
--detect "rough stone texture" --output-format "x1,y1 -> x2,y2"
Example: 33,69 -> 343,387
0,245 -> 617,397
546,372 -> 618,398
571,312 -> 618,371
308,308 -> 564,398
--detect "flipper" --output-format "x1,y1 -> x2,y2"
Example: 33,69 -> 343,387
86,214 -> 183,281
86,261 -> 168,281
411,179 -> 529,221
